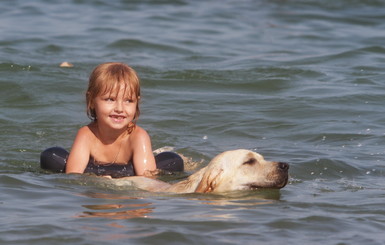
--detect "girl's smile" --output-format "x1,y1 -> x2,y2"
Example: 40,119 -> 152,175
110,114 -> 127,123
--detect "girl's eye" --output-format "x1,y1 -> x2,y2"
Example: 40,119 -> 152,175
104,97 -> 114,102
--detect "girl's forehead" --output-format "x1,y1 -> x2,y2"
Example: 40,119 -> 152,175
100,82 -> 136,97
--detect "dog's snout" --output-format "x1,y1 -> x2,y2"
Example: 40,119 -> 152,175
278,162 -> 289,171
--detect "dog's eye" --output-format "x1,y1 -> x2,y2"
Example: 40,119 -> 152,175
243,158 -> 257,165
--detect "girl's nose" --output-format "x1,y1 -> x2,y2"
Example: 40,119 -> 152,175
114,101 -> 123,112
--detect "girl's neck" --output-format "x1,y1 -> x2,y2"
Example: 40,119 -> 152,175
91,121 -> 128,145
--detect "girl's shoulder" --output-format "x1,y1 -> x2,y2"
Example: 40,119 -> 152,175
129,125 -> 151,141
76,124 -> 96,140
132,125 -> 147,134
78,124 -> 93,134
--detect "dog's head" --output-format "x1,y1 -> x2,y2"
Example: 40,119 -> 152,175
195,149 -> 289,193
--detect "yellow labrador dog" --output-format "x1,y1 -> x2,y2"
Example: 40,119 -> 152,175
114,149 -> 289,193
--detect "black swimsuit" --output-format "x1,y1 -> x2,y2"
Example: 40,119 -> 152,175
85,157 -> 135,178
40,146 -> 184,178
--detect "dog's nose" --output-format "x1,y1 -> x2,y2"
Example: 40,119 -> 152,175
278,162 -> 289,171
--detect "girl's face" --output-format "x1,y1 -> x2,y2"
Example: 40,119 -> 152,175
92,83 -> 137,131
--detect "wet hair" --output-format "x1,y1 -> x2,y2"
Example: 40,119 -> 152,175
86,62 -> 141,132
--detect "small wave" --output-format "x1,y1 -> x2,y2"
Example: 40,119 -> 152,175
37,44 -> 64,54
291,158 -> 362,181
0,62 -> 38,72
106,39 -> 192,54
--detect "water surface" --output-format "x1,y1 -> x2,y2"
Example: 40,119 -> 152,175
1,0 -> 385,244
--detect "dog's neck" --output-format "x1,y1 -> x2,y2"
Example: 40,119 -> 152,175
166,167 -> 207,193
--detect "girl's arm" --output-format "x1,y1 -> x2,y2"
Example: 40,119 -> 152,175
66,126 -> 92,174
131,127 -> 157,176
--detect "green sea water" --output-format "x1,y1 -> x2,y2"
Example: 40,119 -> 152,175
1,0 -> 385,244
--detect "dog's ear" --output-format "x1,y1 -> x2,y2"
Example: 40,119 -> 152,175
194,167 -> 223,193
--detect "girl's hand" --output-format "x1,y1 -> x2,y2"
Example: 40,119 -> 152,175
143,169 -> 161,177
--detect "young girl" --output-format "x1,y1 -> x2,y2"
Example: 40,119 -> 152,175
65,62 -> 157,176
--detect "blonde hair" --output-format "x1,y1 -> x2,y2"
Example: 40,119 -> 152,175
86,62 -> 141,133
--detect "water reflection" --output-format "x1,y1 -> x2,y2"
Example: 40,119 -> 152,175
184,188 -> 283,206
75,188 -> 283,222
76,192 -> 154,219
78,203 -> 154,219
